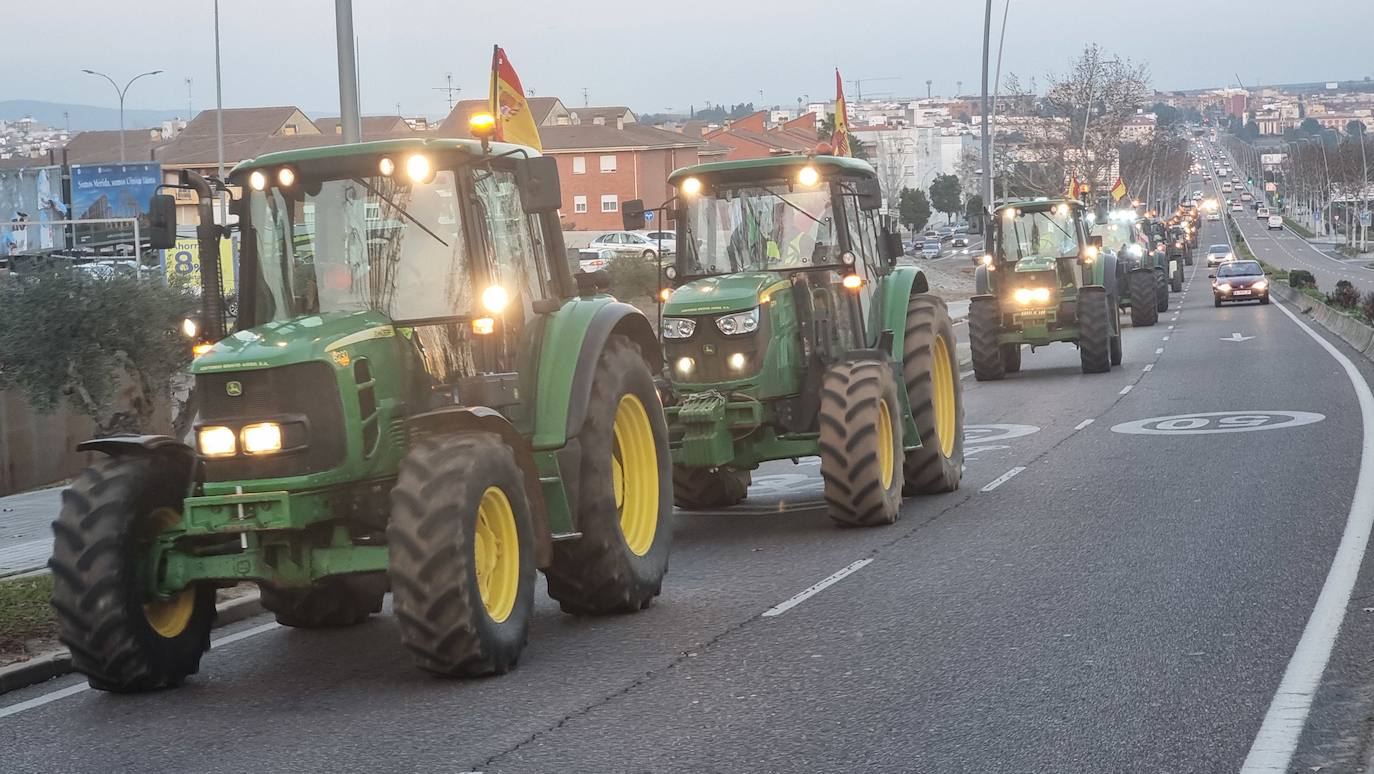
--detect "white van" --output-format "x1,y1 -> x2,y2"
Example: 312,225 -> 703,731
1222,182 -> 1233,194
1267,215 -> 1284,230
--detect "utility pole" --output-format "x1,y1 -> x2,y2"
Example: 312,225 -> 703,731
433,74 -> 460,111
926,80 -> 933,99
213,0 -> 227,224
582,87 -> 590,107
334,0 -> 361,144
980,0 -> 993,215
185,77 -> 193,118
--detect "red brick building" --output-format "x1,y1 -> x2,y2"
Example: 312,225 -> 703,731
702,111 -> 818,161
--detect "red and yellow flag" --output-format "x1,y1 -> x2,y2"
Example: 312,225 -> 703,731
489,46 -> 541,151
831,69 -> 851,157
1110,176 -> 1127,202
1066,174 -> 1080,199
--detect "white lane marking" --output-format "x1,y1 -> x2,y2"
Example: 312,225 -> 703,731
1156,347 -> 1165,354
980,466 -> 1026,492
1143,364 -> 1154,372
1163,336 -> 1170,341
960,369 -> 974,380
0,621 -> 282,719
1119,384 -> 1133,395
1073,419 -> 1094,431
762,558 -> 873,617
1169,325 -> 1175,330
1241,300 -> 1374,772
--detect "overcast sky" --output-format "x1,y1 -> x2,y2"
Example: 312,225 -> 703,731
7,0 -> 1371,119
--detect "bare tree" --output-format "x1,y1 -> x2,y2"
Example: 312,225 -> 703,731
874,131 -> 913,211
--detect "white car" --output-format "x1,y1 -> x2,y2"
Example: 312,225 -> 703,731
577,248 -> 615,274
1240,192 -> 1253,202
1256,206 -> 1270,219
1205,244 -> 1234,266
1267,215 -> 1284,230
951,235 -> 969,247
1231,202 -> 1245,212
588,231 -> 661,258
640,230 -> 677,256
1207,211 -> 1221,221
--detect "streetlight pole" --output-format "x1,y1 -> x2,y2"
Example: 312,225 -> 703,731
335,0 -> 362,144
979,0 -> 993,219
213,0 -> 228,225
81,68 -> 164,163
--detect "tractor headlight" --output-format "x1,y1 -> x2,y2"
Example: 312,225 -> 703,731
241,422 -> 283,455
1127,244 -> 1144,258
716,308 -> 759,335
1013,287 -> 1053,306
675,357 -> 696,376
727,353 -> 748,371
197,426 -> 237,457
662,317 -> 697,339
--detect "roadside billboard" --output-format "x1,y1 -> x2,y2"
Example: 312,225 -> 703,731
69,163 -> 161,246
0,165 -> 65,256
1260,153 -> 1286,166
161,232 -> 237,295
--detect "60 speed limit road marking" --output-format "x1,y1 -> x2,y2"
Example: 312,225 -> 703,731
1110,411 -> 1324,436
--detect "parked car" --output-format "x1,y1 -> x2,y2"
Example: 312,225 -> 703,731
640,230 -> 677,256
1205,244 -> 1234,266
1267,215 -> 1284,230
588,231 -> 661,258
921,241 -> 941,259
1211,259 -> 1269,306
577,248 -> 616,274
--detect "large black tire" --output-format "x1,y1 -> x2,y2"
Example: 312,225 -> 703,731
1155,271 -> 1170,313
672,465 -> 748,510
1000,344 -> 1022,373
545,334 -> 672,615
1078,287 -> 1112,374
820,360 -> 905,527
260,575 -> 386,628
1110,331 -> 1123,366
388,433 -> 536,676
900,295 -> 964,495
968,297 -> 1005,381
1171,264 -> 1184,293
50,458 -> 215,692
1184,252 -> 1194,266
1128,270 -> 1158,327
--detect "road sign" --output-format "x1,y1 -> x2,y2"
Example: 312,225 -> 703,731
1362,211 -> 1372,228
1265,182 -> 1277,192
643,210 -> 654,222
1220,332 -> 1254,342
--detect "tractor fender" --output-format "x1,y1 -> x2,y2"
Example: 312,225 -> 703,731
870,265 -> 931,360
974,264 -> 992,295
76,435 -> 198,487
408,405 -> 553,566
531,299 -> 662,451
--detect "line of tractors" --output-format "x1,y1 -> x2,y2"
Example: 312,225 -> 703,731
48,123 -> 1197,692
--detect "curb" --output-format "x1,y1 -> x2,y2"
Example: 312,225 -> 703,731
0,591 -> 264,697
1272,283 -> 1374,359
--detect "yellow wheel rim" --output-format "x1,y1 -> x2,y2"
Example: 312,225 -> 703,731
474,486 -> 520,623
931,334 -> 957,458
612,393 -> 659,557
877,399 -> 895,489
142,506 -> 194,639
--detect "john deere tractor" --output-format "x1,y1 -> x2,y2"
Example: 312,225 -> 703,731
969,199 -> 1123,379
622,155 -> 964,524
50,136 -> 674,692
1091,212 -> 1159,327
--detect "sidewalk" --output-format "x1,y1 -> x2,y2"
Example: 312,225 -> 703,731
0,487 -> 62,578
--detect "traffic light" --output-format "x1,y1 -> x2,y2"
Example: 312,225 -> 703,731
1247,176 -> 1254,186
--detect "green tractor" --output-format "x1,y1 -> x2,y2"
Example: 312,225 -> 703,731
1090,213 -> 1159,328
49,137 -> 674,692
969,199 -> 1125,379
622,155 -> 965,523
1140,218 -> 1178,306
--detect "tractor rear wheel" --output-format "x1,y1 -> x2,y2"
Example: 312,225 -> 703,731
672,465 -> 749,510
969,297 -> 1005,381
1184,252 -> 1194,266
1078,287 -> 1112,374
1171,264 -> 1184,292
388,433 -> 536,676
260,575 -> 385,629
820,360 -> 904,527
1128,270 -> 1158,327
546,334 -> 672,615
1155,271 -> 1170,312
1000,343 -> 1022,373
50,457 -> 215,692
900,295 -> 964,495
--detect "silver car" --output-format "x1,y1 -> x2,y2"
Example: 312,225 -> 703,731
588,231 -> 661,259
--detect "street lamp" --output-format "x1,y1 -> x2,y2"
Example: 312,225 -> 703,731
82,68 -> 163,163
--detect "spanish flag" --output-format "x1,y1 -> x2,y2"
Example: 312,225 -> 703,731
1066,174 -> 1080,199
1110,176 -> 1127,202
490,46 -> 542,151
831,70 -> 851,157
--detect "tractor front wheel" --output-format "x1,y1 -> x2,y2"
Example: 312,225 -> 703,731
820,360 -> 904,527
50,457 -> 215,692
1128,270 -> 1158,327
260,574 -> 386,629
1000,344 -> 1022,373
388,433 -> 536,676
1078,287 -> 1112,374
900,294 -> 964,495
969,297 -> 1005,381
1171,264 -> 1184,293
546,334 -> 672,615
1155,271 -> 1170,313
672,466 -> 749,510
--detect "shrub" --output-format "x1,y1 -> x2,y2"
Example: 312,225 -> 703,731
1289,269 -> 1316,289
1362,291 -> 1374,323
1328,279 -> 1360,309
603,253 -> 660,300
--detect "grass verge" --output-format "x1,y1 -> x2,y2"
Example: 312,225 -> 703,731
1283,217 -> 1315,239
0,574 -> 57,665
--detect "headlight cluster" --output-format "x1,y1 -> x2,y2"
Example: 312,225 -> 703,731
1216,282 -> 1232,292
662,317 -> 697,339
1253,280 -> 1268,290
716,308 -> 759,335
197,422 -> 285,457
1012,287 -> 1053,306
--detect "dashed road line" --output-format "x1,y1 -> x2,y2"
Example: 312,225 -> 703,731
1143,364 -> 1154,372
980,466 -> 1026,492
1156,347 -> 1164,354
761,559 -> 873,617
1073,419 -> 1094,431
1119,384 -> 1134,395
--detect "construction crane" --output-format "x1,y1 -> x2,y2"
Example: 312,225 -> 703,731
847,76 -> 899,101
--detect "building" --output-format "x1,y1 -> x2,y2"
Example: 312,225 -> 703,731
852,125 -> 975,206
700,111 -> 818,161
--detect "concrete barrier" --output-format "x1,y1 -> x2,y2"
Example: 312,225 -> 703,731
1273,282 -> 1374,359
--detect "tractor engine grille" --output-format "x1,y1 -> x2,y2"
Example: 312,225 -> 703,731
667,312 -> 768,383
196,362 -> 347,481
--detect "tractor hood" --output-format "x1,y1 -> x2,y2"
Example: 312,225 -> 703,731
1013,255 -> 1059,273
665,272 -> 784,316
190,310 -> 395,374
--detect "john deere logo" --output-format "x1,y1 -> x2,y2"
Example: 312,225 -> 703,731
226,381 -> 243,397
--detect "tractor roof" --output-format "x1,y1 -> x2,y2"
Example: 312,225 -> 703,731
993,197 -> 1083,215
668,154 -> 876,186
230,137 -> 539,176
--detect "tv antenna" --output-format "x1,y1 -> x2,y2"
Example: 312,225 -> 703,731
433,74 -> 461,111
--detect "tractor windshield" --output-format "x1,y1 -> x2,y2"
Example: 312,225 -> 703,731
997,206 -> 1081,263
679,185 -> 837,276
1091,221 -> 1136,254
247,172 -> 472,323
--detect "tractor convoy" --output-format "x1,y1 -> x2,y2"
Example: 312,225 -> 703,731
49,125 -> 1199,693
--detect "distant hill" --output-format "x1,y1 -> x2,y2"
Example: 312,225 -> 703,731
0,100 -> 189,131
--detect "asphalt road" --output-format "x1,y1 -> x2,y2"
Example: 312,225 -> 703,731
4,212 -> 1374,772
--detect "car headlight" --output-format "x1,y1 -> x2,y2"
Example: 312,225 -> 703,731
197,426 -> 237,457
662,317 -> 697,339
241,422 -> 284,455
1217,282 -> 1232,292
1252,280 -> 1268,290
1012,287 -> 1053,305
716,308 -> 759,335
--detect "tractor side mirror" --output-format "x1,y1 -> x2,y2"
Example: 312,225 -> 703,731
857,179 -> 882,211
514,156 -> 562,214
148,194 -> 177,250
621,199 -> 647,231
1090,235 -> 1104,249
881,229 -> 904,265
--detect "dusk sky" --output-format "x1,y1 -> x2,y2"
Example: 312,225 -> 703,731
7,0 -> 1372,119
